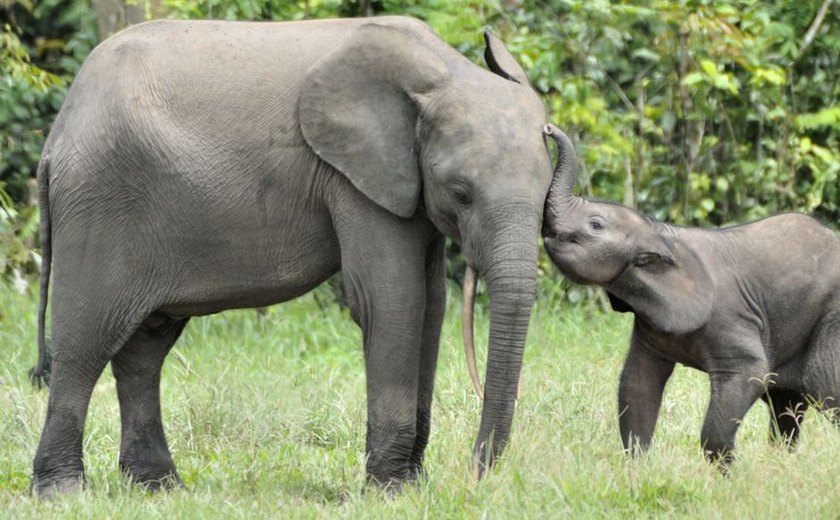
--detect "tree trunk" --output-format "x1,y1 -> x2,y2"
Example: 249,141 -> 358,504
92,0 -> 164,40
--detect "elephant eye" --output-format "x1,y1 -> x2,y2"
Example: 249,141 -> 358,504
452,185 -> 472,206
589,216 -> 606,231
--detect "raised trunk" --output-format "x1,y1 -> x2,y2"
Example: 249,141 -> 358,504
543,124 -> 579,232
470,220 -> 539,477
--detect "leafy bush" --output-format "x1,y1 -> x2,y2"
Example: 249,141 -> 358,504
0,1 -> 96,287
2,0 -> 837,304
502,0 -> 839,229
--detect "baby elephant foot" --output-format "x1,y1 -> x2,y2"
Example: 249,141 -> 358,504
703,447 -> 735,475
407,461 -> 427,483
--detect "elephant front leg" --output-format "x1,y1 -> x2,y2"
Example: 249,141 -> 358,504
701,367 -> 767,469
338,217 -> 433,489
350,270 -> 426,487
408,235 -> 446,480
617,334 -> 675,454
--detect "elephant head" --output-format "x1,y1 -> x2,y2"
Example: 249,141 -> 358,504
299,21 -> 552,475
542,125 -> 713,335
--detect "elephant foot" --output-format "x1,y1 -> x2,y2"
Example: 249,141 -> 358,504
32,473 -> 84,499
365,461 -> 418,495
407,461 -> 427,483
365,463 -> 426,496
32,453 -> 85,498
119,456 -> 183,491
365,474 -> 412,496
703,449 -> 734,476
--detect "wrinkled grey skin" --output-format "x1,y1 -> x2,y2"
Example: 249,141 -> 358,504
542,125 -> 840,467
31,17 -> 552,496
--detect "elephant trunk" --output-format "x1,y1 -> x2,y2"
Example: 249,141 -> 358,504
543,124 -> 579,232
468,215 -> 539,477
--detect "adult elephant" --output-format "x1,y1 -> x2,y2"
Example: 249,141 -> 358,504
30,17 -> 552,495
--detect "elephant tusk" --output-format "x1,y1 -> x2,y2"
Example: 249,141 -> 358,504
462,266 -> 522,401
463,266 -> 484,400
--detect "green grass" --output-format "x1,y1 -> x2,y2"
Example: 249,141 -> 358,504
2,285 -> 840,518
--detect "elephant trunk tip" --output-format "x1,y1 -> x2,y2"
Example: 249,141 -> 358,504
544,122 -> 578,221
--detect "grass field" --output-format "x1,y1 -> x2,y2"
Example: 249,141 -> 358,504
2,283 -> 840,518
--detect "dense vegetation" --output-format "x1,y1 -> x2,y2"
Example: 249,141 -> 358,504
2,0 -> 838,296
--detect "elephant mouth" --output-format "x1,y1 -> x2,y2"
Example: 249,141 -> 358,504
544,236 -> 585,270
545,237 -> 630,287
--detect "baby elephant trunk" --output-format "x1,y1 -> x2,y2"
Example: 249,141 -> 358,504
543,124 -> 579,233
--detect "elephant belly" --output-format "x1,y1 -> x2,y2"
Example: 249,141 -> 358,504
156,213 -> 342,317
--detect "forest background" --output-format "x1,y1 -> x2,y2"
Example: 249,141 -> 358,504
1,0 -> 839,302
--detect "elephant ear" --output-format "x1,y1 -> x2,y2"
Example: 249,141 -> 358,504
483,31 -> 529,84
299,23 -> 450,218
606,237 -> 714,335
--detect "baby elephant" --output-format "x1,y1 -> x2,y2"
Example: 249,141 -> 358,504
541,124 -> 840,466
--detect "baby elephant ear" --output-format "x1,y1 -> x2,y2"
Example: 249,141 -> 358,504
607,238 -> 713,335
300,23 -> 450,218
484,31 -> 529,84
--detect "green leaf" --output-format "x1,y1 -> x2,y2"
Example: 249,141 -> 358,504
631,48 -> 660,62
795,106 -> 840,130
682,72 -> 705,86
700,60 -> 718,76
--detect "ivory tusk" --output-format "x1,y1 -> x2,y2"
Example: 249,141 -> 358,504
462,266 -> 484,400
462,265 -> 522,401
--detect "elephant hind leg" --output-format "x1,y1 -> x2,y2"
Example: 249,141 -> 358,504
32,356 -> 111,496
32,300 -> 148,497
111,312 -> 188,490
762,388 -> 808,448
799,315 -> 840,433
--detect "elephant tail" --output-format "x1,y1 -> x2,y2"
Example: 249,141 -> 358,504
30,155 -> 52,388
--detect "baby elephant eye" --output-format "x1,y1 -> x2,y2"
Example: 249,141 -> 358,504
589,216 -> 606,231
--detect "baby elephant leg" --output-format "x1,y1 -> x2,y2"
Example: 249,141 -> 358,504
617,337 -> 675,454
760,388 -> 808,447
702,368 -> 767,469
800,316 -> 840,428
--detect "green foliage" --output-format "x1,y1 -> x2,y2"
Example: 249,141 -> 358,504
2,0 -> 838,301
0,182 -> 39,291
0,1 -> 96,284
161,0 -> 343,20
0,23 -> 63,203
497,0 -> 839,229
1,1 -> 96,199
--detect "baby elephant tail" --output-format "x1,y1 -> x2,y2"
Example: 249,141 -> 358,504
29,155 -> 52,388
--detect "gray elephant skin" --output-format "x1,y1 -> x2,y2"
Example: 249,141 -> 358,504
30,17 -> 553,495
542,125 -> 840,466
